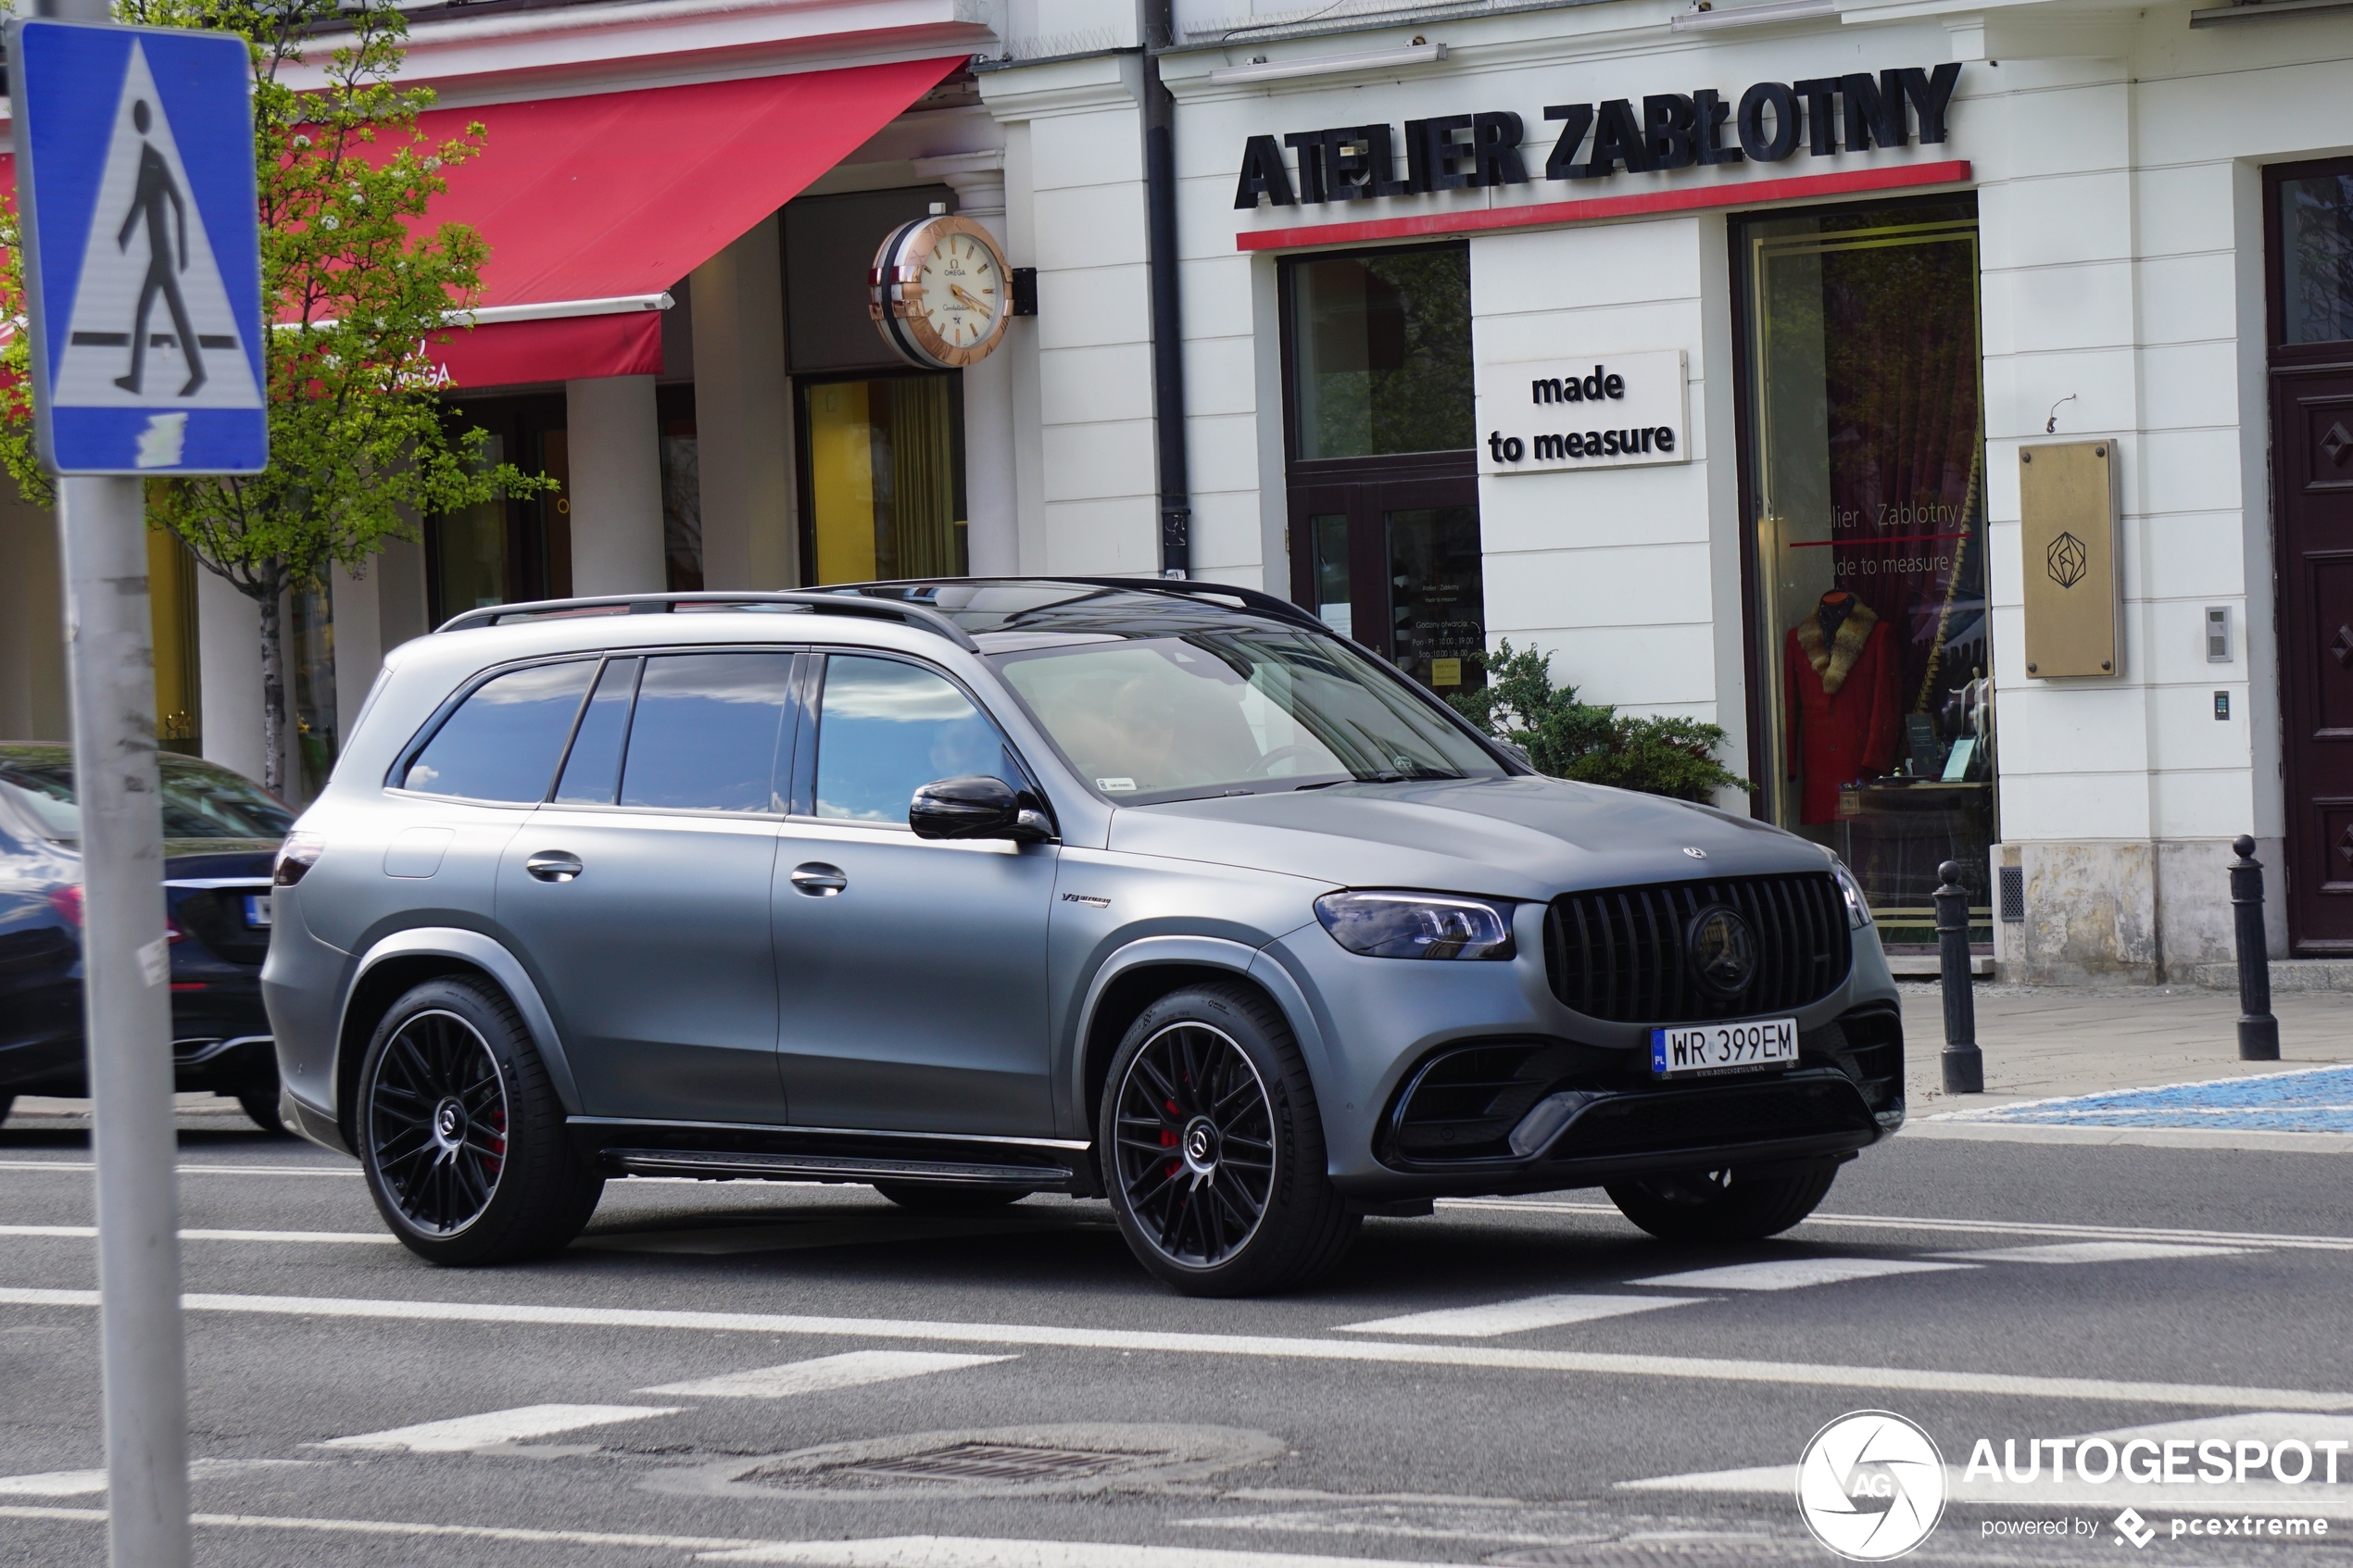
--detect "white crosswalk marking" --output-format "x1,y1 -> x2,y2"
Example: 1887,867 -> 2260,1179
1928,1240 -> 2255,1265
1630,1258 -> 1974,1291
1335,1294 -> 1703,1337
704,1537 -> 1473,1566
319,1404 -> 679,1453
0,1470 -> 107,1497
640,1349 -> 1013,1399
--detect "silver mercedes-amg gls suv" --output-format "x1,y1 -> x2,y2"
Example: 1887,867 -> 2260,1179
263,578 -> 1904,1296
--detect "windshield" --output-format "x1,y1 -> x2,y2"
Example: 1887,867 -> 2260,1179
991,631 -> 1506,804
0,752 -> 294,844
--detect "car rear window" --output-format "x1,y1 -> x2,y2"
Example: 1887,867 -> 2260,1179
403,661 -> 597,802
617,653 -> 794,812
0,751 -> 292,842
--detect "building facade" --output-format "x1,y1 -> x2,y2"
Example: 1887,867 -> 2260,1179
2,0 -> 2349,982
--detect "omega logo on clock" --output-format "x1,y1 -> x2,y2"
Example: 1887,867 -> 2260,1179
869,212 -> 1012,370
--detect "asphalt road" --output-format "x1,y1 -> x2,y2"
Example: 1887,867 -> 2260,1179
4,1114 -> 2351,1567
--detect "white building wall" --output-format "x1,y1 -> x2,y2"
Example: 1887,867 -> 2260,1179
983,55 -> 1162,577
1131,3 -> 2353,976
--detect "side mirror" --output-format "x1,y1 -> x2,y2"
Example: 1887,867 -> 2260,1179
909,775 -> 1054,843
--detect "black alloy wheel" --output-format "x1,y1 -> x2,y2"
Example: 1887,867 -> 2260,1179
357,974 -> 603,1265
1113,1021 -> 1277,1267
1100,981 -> 1357,1297
367,1010 -> 510,1236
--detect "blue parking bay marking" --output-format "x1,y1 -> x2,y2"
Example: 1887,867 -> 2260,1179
1937,1064 -> 2353,1134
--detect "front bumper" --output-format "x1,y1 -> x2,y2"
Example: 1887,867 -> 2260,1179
1262,901 -> 1904,1198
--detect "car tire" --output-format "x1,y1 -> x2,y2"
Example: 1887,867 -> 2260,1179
357,975 -> 603,1266
872,1182 -> 1030,1214
1604,1163 -> 1838,1243
1100,980 -> 1358,1298
237,1089 -> 286,1135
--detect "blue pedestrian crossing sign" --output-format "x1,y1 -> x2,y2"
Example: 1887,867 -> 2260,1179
8,19 -> 266,475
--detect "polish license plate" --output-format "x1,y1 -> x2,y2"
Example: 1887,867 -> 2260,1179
243,893 -> 274,929
1650,1017 -> 1797,1077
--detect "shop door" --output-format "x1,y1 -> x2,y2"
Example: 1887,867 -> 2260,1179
2275,369 -> 2353,948
1290,476 -> 1485,694
2268,159 -> 2353,952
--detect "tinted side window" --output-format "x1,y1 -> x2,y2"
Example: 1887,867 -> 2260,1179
813,656 -> 1007,823
403,661 -> 596,802
619,653 -> 794,812
553,658 -> 641,805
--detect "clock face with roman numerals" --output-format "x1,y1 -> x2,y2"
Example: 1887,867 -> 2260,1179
870,215 -> 1012,370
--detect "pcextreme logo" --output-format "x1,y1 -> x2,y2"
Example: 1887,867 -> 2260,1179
1796,1411 -> 1949,1561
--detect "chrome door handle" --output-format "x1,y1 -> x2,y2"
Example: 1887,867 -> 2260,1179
789,862 -> 847,897
524,851 -> 584,884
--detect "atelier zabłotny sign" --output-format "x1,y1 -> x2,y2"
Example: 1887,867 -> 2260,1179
1477,352 -> 1689,474
1234,64 -> 1962,208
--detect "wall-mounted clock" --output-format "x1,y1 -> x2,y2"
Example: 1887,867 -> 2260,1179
869,213 -> 1013,370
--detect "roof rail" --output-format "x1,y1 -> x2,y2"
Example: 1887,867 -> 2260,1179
432,592 -> 980,651
822,574 -> 1331,636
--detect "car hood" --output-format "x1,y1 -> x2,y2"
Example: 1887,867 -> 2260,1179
1107,775 -> 1831,901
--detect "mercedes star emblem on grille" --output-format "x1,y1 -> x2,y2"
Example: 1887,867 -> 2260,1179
1681,847 -> 1706,859
1686,904 -> 1756,998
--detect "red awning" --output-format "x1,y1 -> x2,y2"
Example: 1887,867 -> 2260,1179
413,56 -> 967,387
0,56 -> 963,387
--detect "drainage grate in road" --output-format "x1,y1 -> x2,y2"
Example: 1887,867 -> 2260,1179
661,1423 -> 1286,1501
833,1442 -> 1146,1484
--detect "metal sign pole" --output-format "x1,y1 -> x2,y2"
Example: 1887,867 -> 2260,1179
58,475 -> 195,1568
33,0 -> 196,1558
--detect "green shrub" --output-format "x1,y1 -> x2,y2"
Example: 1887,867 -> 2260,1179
1447,641 -> 1754,804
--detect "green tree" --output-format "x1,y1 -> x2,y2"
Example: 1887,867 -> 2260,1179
1449,640 -> 1754,804
0,0 -> 547,795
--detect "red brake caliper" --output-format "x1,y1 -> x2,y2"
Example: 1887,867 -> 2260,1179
1163,1098 -> 1180,1179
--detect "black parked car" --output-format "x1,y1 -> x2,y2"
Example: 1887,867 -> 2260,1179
0,743 -> 293,1131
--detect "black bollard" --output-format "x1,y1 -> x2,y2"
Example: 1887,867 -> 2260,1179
1935,859 -> 1983,1094
2231,834 -> 2280,1061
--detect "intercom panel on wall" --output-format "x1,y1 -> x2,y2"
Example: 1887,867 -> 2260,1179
2019,440 -> 2120,679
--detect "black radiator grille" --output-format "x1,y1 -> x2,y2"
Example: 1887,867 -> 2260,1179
1544,872 -> 1852,1023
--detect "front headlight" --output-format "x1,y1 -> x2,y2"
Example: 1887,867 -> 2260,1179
1315,890 -> 1516,960
1829,857 -> 1871,929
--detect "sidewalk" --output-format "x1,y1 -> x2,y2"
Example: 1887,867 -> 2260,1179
1896,978 -> 2353,1151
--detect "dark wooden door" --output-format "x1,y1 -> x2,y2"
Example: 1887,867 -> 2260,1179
1287,471 -> 1484,695
2275,369 -> 2353,952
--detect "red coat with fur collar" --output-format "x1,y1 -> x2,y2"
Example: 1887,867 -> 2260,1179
1784,602 -> 1901,825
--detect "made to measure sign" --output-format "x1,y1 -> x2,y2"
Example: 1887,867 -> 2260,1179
1476,351 -> 1690,474
9,19 -> 265,475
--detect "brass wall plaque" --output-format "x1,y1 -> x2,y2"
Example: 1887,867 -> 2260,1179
2019,440 -> 2120,678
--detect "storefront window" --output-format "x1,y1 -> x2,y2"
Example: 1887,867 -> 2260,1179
657,383 -> 701,591
1289,248 -> 1474,460
146,528 -> 201,756
2279,169 -> 2353,345
425,395 -> 569,625
292,577 -> 336,799
433,429 -> 508,617
1739,197 -> 1991,947
799,372 -> 966,585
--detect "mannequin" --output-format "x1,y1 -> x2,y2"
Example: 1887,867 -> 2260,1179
1784,590 -> 1900,824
